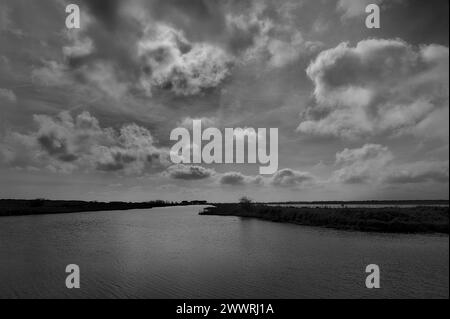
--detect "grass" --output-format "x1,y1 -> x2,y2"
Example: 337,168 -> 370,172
200,203 -> 449,234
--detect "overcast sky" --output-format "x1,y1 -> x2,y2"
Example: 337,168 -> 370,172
0,0 -> 448,202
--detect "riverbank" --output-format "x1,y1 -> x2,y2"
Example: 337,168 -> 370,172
200,204 -> 449,234
0,199 -> 208,217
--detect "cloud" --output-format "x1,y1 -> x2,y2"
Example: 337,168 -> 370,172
332,144 -> 449,186
63,31 -> 95,60
31,61 -> 71,87
298,39 -> 449,140
219,171 -> 263,186
166,164 -> 215,180
227,1 -> 322,68
337,0 -> 382,19
37,4 -> 234,99
138,24 -> 233,96
384,161 -> 449,185
20,0 -> 321,104
0,88 -> 16,103
163,165 -> 318,189
333,144 -> 393,184
270,168 -> 317,188
1,111 -> 169,174
337,0 -> 403,20
81,62 -> 130,99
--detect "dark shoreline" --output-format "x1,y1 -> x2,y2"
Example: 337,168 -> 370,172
1,199 -> 449,234
265,200 -> 450,206
200,204 -> 449,234
0,199 -> 208,217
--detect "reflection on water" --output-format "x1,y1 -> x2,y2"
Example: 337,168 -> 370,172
0,206 -> 448,299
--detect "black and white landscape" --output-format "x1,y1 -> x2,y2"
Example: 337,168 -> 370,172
0,0 -> 448,300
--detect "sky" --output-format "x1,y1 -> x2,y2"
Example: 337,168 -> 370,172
0,0 -> 448,202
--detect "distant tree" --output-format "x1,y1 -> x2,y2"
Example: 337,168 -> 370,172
239,196 -> 254,210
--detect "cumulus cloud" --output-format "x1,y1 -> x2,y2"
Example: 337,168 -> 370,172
162,165 -> 319,189
333,144 -> 393,184
23,0 -> 322,102
270,168 -> 317,188
1,111 -> 169,174
138,24 -> 233,96
219,171 -> 263,186
162,165 -> 320,189
36,4 -> 234,99
298,39 -> 449,140
166,164 -> 215,180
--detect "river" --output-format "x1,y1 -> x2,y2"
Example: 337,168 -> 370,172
0,206 -> 448,298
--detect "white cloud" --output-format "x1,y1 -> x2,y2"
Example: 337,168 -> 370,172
333,144 -> 393,184
270,168 -> 317,188
299,39 -> 449,140
138,24 -> 233,96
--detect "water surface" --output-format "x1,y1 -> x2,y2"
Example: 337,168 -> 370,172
0,206 -> 448,298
